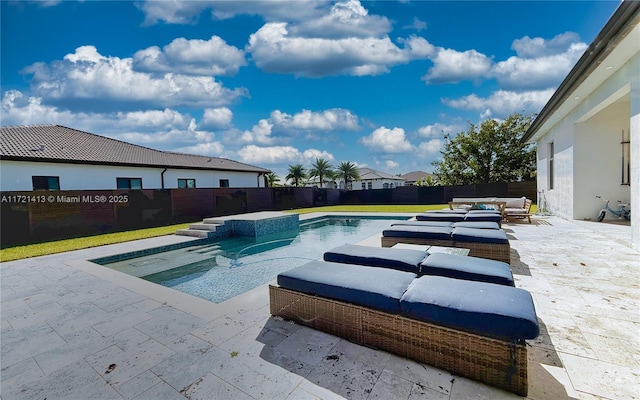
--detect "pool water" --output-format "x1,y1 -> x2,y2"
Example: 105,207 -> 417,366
99,216 -> 406,303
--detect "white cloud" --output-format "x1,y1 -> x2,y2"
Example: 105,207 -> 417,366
248,22 -> 432,77
237,145 -> 302,164
137,0 -> 324,25
416,122 -> 464,138
288,0 -> 391,39
174,141 -> 225,156
492,42 -> 587,90
133,36 -> 246,76
201,107 -> 233,129
512,32 -> 581,58
403,17 -> 427,32
232,119 -> 275,145
301,149 -> 335,163
417,139 -> 444,157
23,46 -> 247,112
270,108 -> 359,132
359,127 -> 414,153
423,48 -> 493,84
383,160 -> 399,169
443,89 -> 555,116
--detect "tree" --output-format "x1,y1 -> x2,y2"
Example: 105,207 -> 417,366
432,113 -> 536,185
336,161 -> 360,190
285,164 -> 307,187
265,172 -> 279,187
415,175 -> 439,187
308,158 -> 333,188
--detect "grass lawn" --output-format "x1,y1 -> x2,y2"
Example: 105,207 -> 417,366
1,203 -> 538,262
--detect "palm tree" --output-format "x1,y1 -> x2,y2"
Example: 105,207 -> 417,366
285,164 -> 307,187
265,172 -> 279,187
308,158 -> 333,188
336,161 -> 360,190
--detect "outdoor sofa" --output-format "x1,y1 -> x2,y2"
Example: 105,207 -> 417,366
270,260 -> 539,396
381,225 -> 511,264
323,243 -> 514,286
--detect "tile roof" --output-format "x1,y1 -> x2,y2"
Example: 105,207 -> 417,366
357,167 -> 404,181
0,125 -> 270,173
401,171 -> 435,182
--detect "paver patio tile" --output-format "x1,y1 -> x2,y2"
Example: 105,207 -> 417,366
559,352 -> 640,400
131,380 -> 184,400
182,372 -> 254,400
3,359 -> 123,400
1,324 -> 66,367
113,370 -> 164,400
84,337 -> 175,387
381,354 -> 453,396
366,369 -> 413,400
150,335 -> 231,392
134,305 -> 206,345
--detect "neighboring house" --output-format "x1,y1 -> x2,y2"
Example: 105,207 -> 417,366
344,167 -> 405,190
0,125 -> 271,191
401,171 -> 436,186
522,1 -> 639,250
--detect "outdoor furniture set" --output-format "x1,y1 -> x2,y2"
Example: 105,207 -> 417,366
381,218 -> 511,264
270,222 -> 539,396
448,196 -> 533,223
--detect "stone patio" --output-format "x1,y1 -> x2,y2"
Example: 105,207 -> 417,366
1,214 -> 638,399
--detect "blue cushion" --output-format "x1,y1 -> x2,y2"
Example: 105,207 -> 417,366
463,213 -> 503,223
415,213 -> 465,222
400,276 -> 539,340
382,226 -> 453,240
277,261 -> 416,313
467,209 -> 502,214
391,221 -> 454,228
452,221 -> 501,229
452,227 -> 508,244
420,252 -> 514,286
323,244 -> 425,273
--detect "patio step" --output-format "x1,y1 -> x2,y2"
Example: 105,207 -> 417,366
175,229 -> 211,238
176,220 -> 227,238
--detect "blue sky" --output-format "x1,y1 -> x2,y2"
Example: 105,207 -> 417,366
1,0 -> 620,181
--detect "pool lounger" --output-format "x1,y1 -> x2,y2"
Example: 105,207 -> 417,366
416,210 -> 503,224
381,225 -> 511,264
270,261 -> 539,396
323,243 -> 514,286
391,220 -> 501,230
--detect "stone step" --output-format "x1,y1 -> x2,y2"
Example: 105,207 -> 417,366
175,229 -> 211,238
188,223 -> 223,231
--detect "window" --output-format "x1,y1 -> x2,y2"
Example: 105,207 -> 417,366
548,142 -> 554,190
361,182 -> 366,190
383,183 -> 389,189
219,179 -> 230,188
32,176 -> 60,190
367,182 -> 372,190
117,178 -> 142,189
178,178 -> 196,188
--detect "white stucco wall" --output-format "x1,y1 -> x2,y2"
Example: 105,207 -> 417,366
0,161 -> 264,191
352,179 -> 404,190
535,50 -> 638,249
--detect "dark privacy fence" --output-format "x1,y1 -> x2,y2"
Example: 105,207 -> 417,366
1,181 -> 535,247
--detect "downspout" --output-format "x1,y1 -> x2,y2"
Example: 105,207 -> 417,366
161,168 -> 167,189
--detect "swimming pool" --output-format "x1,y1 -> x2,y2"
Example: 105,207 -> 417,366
97,216 -> 407,303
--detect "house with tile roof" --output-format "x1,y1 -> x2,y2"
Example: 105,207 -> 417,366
400,171 -> 436,186
347,167 -> 405,190
522,1 -> 639,250
0,125 -> 271,191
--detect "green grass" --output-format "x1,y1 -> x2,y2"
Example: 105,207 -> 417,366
0,223 -> 193,263
2,203 -> 535,262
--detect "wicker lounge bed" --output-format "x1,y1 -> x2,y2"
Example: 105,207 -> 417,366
391,220 -> 501,230
323,243 -> 514,286
270,261 -> 539,396
416,209 -> 503,224
381,225 -> 511,264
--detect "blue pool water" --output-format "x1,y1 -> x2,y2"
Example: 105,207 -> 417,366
99,216 -> 406,303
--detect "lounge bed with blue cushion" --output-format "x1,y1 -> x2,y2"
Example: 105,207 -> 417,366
416,210 -> 503,224
391,220 -> 501,230
270,261 -> 538,396
381,225 -> 511,264
323,243 -> 514,286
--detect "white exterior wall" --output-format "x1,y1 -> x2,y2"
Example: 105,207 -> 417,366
0,160 -> 264,190
535,51 -> 638,249
351,179 -> 404,190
